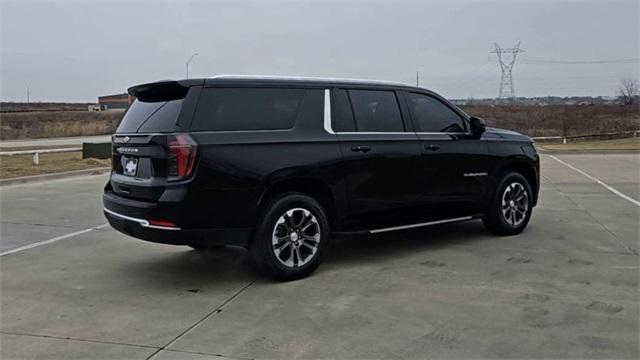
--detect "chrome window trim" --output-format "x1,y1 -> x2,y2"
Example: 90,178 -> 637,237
323,89 -> 335,134
104,208 -> 181,231
416,132 -> 472,135
329,131 -> 471,136
332,132 -> 413,135
330,132 -> 471,135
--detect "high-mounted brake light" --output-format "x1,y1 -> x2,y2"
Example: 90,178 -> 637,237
167,133 -> 197,181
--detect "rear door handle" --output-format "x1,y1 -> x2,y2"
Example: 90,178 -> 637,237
424,144 -> 441,151
351,145 -> 371,153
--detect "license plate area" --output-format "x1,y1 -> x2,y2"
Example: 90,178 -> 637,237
123,157 -> 139,177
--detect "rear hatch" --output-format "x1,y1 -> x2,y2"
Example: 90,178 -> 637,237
110,81 -> 198,202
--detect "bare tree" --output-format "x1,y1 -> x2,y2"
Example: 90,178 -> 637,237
618,79 -> 638,105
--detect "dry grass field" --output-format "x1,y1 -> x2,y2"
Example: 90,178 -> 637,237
0,104 -> 637,180
0,110 -> 123,140
1,102 -> 93,112
0,151 -> 110,179
461,104 -> 639,137
0,104 -> 638,141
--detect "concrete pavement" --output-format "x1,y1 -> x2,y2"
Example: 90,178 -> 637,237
0,175 -> 108,252
0,154 -> 638,359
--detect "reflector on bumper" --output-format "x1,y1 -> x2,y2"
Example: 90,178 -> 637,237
104,208 -> 181,230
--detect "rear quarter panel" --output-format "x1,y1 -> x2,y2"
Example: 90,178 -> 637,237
185,87 -> 344,230
187,132 -> 344,229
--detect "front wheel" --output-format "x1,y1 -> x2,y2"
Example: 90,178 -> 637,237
250,193 -> 330,281
483,172 -> 533,236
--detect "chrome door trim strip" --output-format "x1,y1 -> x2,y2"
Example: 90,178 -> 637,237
463,172 -> 488,177
369,216 -> 473,234
103,208 -> 181,230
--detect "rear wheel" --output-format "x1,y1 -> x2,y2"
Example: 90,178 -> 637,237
483,172 -> 533,236
250,193 -> 329,281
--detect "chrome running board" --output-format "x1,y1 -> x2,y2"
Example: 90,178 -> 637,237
369,216 -> 474,234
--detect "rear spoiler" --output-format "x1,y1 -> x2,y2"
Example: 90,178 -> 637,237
127,79 -> 203,102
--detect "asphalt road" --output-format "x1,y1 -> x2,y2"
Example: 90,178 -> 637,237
0,153 -> 638,359
0,135 -> 111,149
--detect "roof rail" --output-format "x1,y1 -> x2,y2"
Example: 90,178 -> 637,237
208,74 -> 412,87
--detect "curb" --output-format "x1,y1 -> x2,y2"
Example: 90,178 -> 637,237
0,167 -> 110,186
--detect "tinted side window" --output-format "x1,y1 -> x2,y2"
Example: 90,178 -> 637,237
408,93 -> 465,133
191,88 -> 305,131
332,89 -> 355,132
348,90 -> 404,132
116,99 -> 182,133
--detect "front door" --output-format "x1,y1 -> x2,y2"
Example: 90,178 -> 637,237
404,91 -> 490,202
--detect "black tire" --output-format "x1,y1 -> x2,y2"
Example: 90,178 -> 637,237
483,172 -> 533,236
250,192 -> 330,281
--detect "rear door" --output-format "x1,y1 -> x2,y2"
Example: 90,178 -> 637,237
332,88 -> 422,217
404,91 -> 490,201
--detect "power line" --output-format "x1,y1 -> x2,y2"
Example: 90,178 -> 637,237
521,57 -> 639,65
490,42 -> 524,100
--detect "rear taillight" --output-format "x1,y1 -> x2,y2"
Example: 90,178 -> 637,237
167,133 -> 197,181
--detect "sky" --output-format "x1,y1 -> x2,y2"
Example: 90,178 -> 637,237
1,0 -> 638,102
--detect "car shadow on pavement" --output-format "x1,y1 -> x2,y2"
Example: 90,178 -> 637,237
325,219 -> 490,266
116,220 -> 491,284
116,245 -> 256,286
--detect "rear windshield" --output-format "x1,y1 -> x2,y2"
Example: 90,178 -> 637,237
190,88 -> 306,131
116,98 -> 183,133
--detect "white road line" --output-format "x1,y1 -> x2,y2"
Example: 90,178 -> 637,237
0,223 -> 109,257
549,155 -> 640,207
0,172 -> 109,188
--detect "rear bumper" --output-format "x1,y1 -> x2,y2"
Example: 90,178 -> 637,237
103,192 -> 251,247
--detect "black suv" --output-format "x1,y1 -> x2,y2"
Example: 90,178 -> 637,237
103,75 -> 539,280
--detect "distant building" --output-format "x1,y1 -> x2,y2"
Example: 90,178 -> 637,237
98,93 -> 131,110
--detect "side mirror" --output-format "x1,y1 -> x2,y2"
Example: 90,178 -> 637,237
469,116 -> 486,137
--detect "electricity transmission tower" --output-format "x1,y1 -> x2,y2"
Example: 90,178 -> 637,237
491,42 -> 524,101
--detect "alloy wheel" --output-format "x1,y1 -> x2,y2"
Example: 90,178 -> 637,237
501,182 -> 529,227
272,208 -> 321,268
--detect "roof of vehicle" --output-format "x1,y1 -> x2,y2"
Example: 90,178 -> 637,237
199,75 -> 415,88
207,74 -> 413,87
128,75 -> 430,98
